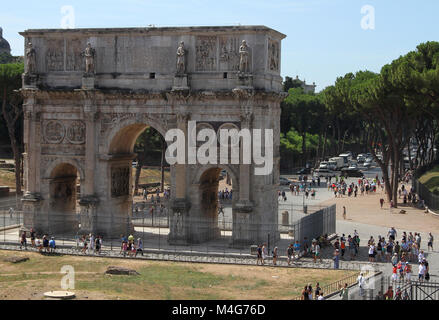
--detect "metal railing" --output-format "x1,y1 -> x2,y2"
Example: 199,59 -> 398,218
0,204 -> 339,266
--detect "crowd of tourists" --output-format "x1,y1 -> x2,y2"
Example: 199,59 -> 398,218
119,234 -> 144,257
142,188 -> 171,203
327,175 -> 384,198
76,233 -> 104,254
301,282 -> 326,300
218,188 -> 233,201
255,234 -> 331,266
19,228 -> 57,253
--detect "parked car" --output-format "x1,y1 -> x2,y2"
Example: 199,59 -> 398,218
348,163 -> 358,170
279,177 -> 291,185
364,158 -> 376,168
296,167 -> 311,174
319,162 -> 329,170
341,168 -> 364,177
314,168 -> 336,178
357,154 -> 366,163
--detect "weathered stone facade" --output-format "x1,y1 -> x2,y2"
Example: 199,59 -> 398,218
20,26 -> 286,246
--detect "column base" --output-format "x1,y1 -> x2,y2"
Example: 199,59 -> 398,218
22,73 -> 39,89
79,195 -> 100,235
172,74 -> 190,91
168,198 -> 191,244
82,74 -> 95,89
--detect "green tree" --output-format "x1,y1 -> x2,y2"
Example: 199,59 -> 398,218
133,127 -> 165,194
0,62 -> 24,201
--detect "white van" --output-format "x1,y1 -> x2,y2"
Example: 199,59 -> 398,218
329,157 -> 345,170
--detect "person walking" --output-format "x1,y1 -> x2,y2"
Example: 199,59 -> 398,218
20,231 -> 27,250
333,249 -> 340,269
135,238 -> 143,257
339,283 -> 349,300
287,244 -> 293,266
418,261 -> 426,282
88,234 -> 94,254
428,233 -> 434,251
257,245 -> 263,266
95,236 -> 101,254
342,206 -> 346,220
262,243 -> 267,265
272,246 -> 278,266
312,240 -> 322,263
30,228 -> 36,247
314,282 -> 321,299
357,273 -> 366,298
49,237 -> 56,253
340,234 -> 346,259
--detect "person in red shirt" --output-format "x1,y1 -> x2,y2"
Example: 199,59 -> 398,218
384,286 -> 394,300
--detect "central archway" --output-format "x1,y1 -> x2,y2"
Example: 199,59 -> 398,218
94,119 -> 171,238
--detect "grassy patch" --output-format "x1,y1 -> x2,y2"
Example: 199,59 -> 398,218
419,165 -> 439,194
0,250 -> 357,300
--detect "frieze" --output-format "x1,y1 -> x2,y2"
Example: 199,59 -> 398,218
268,39 -> 280,72
66,38 -> 85,71
219,37 -> 240,71
66,121 -> 86,144
45,39 -> 64,72
196,36 -> 217,71
100,113 -> 138,134
43,120 -> 65,144
100,112 -> 169,135
111,166 -> 130,197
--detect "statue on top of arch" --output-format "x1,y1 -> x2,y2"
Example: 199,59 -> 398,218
83,42 -> 96,75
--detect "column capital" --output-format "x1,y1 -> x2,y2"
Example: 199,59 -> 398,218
176,111 -> 191,124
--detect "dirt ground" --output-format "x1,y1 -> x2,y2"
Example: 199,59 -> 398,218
320,189 -> 439,234
0,250 -> 355,300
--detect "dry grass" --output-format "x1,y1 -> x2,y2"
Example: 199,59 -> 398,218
0,169 -> 15,188
133,168 -> 170,185
0,250 -> 355,300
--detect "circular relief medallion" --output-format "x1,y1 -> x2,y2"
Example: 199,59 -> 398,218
66,121 -> 86,144
44,121 -> 65,144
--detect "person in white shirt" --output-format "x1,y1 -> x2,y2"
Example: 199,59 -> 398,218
418,262 -> 426,282
368,244 -> 375,262
418,251 -> 425,263
317,293 -> 325,300
357,273 -> 366,297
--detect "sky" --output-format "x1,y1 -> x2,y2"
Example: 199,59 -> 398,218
1,0 -> 438,91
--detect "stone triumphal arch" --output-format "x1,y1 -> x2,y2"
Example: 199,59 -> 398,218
20,26 -> 286,246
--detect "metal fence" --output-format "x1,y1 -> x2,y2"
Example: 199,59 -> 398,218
377,277 -> 439,300
413,178 -> 439,212
0,204 -> 336,264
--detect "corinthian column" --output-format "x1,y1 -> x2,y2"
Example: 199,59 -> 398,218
175,112 -> 190,199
